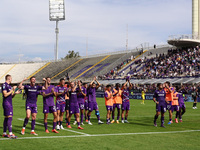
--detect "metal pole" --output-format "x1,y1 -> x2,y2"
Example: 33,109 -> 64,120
55,20 -> 59,61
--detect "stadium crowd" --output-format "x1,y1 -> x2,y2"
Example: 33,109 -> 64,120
100,47 -> 200,80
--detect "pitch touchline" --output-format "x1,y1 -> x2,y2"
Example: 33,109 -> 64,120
36,114 -> 200,120
1,130 -> 200,141
17,118 -> 89,136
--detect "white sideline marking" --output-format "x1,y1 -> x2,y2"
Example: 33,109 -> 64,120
17,118 -> 89,136
36,114 -> 200,120
1,130 -> 200,141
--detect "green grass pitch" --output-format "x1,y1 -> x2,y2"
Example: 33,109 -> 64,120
0,94 -> 200,150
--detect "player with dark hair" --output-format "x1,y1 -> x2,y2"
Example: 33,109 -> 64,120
64,83 -> 70,126
67,81 -> 83,129
164,81 -> 173,125
83,83 -> 89,122
55,78 -> 67,130
87,77 -> 104,125
177,85 -> 187,122
19,76 -> 44,135
111,83 -> 122,124
171,87 -> 179,123
104,85 -> 113,124
42,77 -> 58,133
76,81 -> 87,125
192,88 -> 198,109
2,74 -> 20,138
121,78 -> 133,123
153,83 -> 168,128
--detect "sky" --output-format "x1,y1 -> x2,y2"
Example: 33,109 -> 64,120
0,0 -> 192,62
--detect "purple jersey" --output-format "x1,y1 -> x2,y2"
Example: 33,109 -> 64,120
77,86 -> 86,104
2,82 -> 12,106
122,88 -> 130,102
153,90 -> 166,104
87,87 -> 97,103
24,85 -> 42,107
42,85 -> 55,107
68,88 -> 78,105
177,90 -> 185,104
55,86 -> 67,105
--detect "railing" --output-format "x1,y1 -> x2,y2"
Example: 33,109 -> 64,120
168,34 -> 200,41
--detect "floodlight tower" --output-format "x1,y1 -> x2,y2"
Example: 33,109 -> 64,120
49,0 -> 65,61
192,0 -> 200,39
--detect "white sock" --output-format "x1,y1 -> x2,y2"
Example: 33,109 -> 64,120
3,132 -> 7,135
31,130 -> 34,132
9,132 -> 13,135
23,127 -> 25,129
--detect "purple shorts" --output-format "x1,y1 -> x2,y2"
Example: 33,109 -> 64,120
79,103 -> 85,110
122,102 -> 130,111
106,106 -> 113,111
113,104 -> 121,109
156,104 -> 166,113
56,103 -> 65,113
88,102 -> 98,111
69,105 -> 80,114
85,101 -> 89,110
26,105 -> 37,113
43,106 -> 56,114
171,105 -> 179,112
166,101 -> 172,111
179,103 -> 186,109
3,104 -> 13,116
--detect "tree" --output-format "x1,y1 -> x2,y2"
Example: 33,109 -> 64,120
63,50 -> 80,59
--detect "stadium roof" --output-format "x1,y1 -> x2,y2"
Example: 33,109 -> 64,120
167,34 -> 200,47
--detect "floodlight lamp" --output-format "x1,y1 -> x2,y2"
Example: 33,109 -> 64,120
49,0 -> 65,21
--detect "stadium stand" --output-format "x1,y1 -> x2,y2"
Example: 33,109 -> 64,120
0,64 -> 16,82
0,63 -> 46,83
99,46 -> 172,79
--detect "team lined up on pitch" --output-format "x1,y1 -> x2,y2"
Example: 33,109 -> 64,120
2,75 -> 187,139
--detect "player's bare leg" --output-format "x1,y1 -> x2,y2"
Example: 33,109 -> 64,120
44,113 -> 49,133
124,110 -> 129,123
76,113 -> 84,129
59,112 -> 64,129
111,107 -> 115,123
30,113 -> 38,135
56,110 -> 60,130
106,110 -> 111,124
121,110 -> 125,123
116,107 -> 120,123
21,109 -> 31,135
95,109 -> 104,124
3,115 -> 16,139
84,109 -> 88,122
168,110 -> 173,124
67,114 -> 72,128
65,110 -> 69,125
52,112 -> 59,133
154,111 -> 160,127
80,109 -> 84,125
175,110 -> 179,123
160,112 -> 165,127
87,111 -> 93,125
